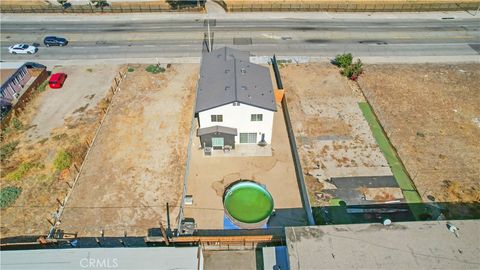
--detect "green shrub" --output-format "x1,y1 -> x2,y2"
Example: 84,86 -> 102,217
334,53 -> 353,69
127,67 -> 135,72
86,68 -> 93,72
11,118 -> 23,130
145,65 -> 165,74
0,186 -> 22,208
53,150 -> 72,171
37,80 -> 49,92
0,141 -> 19,162
341,59 -> 363,80
5,162 -> 33,181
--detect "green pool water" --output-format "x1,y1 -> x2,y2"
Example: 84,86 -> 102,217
224,182 -> 274,224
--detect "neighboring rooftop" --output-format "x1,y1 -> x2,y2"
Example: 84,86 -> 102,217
0,69 -> 16,85
195,46 -> 276,113
0,247 -> 201,270
286,220 -> 480,270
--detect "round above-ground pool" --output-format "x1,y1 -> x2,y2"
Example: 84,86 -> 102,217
223,180 -> 274,229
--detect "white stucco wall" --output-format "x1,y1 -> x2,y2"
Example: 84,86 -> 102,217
198,103 -> 275,144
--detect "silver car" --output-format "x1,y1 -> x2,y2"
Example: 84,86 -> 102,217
8,44 -> 38,54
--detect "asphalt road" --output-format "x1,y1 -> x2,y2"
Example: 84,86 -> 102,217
1,16 -> 479,62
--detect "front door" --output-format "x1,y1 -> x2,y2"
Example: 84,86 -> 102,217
212,137 -> 224,149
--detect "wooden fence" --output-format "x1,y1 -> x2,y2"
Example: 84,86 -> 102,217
218,0 -> 480,12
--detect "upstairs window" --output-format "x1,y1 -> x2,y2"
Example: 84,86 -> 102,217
251,114 -> 263,121
211,115 -> 223,122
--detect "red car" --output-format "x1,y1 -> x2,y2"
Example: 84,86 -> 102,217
49,73 -> 67,89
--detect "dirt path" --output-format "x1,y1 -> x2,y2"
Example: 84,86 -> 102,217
59,64 -> 197,236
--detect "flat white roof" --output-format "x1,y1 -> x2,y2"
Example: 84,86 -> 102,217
286,220 -> 480,270
1,247 -> 200,270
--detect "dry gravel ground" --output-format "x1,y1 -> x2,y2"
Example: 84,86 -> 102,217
59,64 -> 197,237
1,65 -> 117,238
358,64 -> 480,203
282,63 -> 393,206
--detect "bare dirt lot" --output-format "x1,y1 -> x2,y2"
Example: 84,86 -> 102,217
28,65 -> 117,139
358,64 -> 480,203
184,103 -> 305,229
1,65 -> 117,238
59,64 -> 197,237
282,63 -> 393,206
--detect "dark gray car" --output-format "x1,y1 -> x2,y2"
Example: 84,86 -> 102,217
43,36 -> 68,47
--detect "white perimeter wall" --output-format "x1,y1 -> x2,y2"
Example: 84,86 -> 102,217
198,103 -> 275,144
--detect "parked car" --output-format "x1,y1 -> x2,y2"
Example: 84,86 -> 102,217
43,36 -> 68,47
49,73 -> 67,89
8,44 -> 38,54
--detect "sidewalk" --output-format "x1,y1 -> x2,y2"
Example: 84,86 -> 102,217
1,11 -> 478,22
1,55 -> 478,68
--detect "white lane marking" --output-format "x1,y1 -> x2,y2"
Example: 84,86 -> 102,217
262,33 -> 282,40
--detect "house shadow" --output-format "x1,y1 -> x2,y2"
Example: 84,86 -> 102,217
312,201 -> 480,225
268,207 -> 308,228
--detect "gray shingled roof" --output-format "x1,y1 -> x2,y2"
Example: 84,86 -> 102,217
197,125 -> 238,136
195,47 -> 277,113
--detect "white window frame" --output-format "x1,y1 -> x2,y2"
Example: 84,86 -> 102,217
211,115 -> 223,122
239,133 -> 257,144
250,114 -> 263,121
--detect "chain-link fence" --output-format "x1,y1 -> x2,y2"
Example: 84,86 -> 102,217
0,3 -> 204,13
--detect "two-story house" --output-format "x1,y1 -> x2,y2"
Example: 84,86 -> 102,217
195,47 -> 277,150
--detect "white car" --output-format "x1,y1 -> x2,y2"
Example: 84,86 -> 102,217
8,44 -> 38,54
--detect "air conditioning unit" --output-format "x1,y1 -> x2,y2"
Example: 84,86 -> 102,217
12,93 -> 20,99
179,218 -> 196,236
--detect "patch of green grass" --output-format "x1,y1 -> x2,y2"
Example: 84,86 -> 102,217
37,80 -> 49,92
127,67 -> 135,72
11,118 -> 23,130
358,102 -> 423,218
53,149 -> 72,171
86,68 -> 94,72
0,186 -> 22,208
0,141 -> 19,162
5,162 -> 34,181
145,65 -> 165,74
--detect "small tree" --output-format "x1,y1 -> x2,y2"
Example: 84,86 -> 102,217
57,0 -> 72,10
341,59 -> 363,80
90,0 -> 108,12
334,53 -> 353,69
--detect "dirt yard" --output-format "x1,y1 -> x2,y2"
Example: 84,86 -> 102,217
184,103 -> 305,229
59,64 -> 197,237
1,65 -> 118,238
282,63 -> 393,206
359,64 -> 480,203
